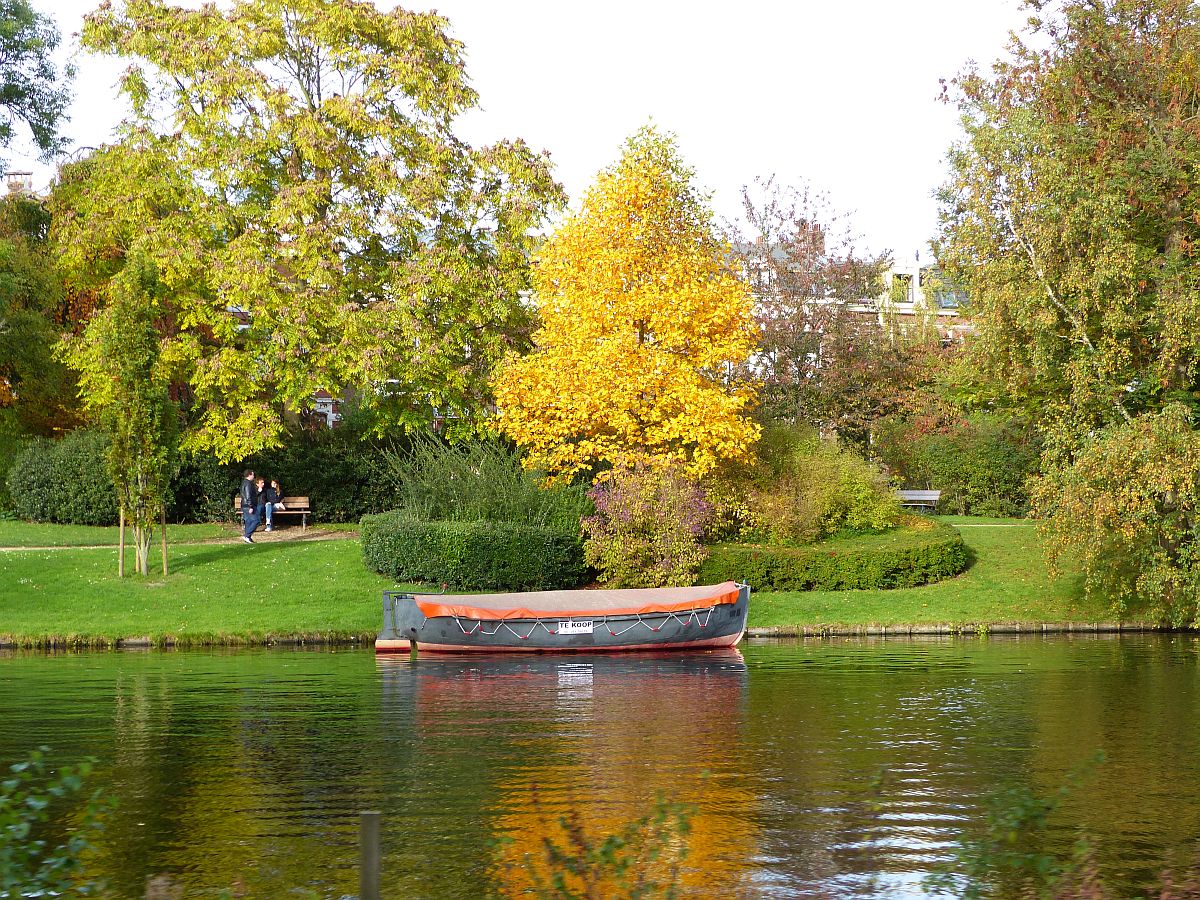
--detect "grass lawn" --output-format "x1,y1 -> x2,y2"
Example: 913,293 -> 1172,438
0,516 -> 1119,647
747,516 -> 1111,628
0,520 -> 360,547
0,538 -> 407,646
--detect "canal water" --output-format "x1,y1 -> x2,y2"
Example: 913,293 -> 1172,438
2,636 -> 1198,898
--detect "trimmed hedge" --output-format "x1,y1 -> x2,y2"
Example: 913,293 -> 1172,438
361,511 -> 588,591
698,520 -> 969,591
6,429 -> 118,525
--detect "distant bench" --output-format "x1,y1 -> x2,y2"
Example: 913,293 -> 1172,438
234,496 -> 312,532
898,489 -> 941,512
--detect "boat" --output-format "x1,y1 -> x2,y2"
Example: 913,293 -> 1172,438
375,581 -> 750,653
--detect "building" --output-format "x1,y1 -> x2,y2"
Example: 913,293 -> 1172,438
868,263 -> 973,346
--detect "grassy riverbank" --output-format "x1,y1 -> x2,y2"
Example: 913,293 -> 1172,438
0,517 -> 1117,647
750,517 -> 1110,628
0,538 -> 398,646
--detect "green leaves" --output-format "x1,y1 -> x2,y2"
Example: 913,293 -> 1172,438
0,747 -> 111,898
60,0 -> 563,462
0,0 -> 73,168
940,0 -> 1200,620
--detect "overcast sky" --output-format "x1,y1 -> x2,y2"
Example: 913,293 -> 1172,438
13,0 -> 1028,263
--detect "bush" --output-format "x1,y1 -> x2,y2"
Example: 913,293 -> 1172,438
582,465 -> 711,588
0,413 -> 33,516
708,426 -> 900,546
875,414 -> 1039,517
169,451 -> 240,523
244,424 -> 404,523
698,519 -> 968,590
380,435 -> 592,532
361,511 -> 587,590
6,429 -> 118,525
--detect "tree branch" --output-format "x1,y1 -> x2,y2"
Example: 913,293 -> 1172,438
999,197 -> 1132,423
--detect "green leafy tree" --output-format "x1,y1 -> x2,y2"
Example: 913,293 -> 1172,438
938,0 -> 1200,622
56,0 -> 563,463
0,0 -> 72,169
0,194 -> 81,434
61,251 -> 177,575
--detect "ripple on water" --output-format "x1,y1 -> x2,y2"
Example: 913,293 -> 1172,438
1,636 -> 1198,897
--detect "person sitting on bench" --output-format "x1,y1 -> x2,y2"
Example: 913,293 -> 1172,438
262,479 -> 284,532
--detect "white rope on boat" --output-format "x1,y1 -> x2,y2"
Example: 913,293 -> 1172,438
446,604 -> 721,641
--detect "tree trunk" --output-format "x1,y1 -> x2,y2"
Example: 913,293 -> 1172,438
118,506 -> 125,578
161,503 -> 168,577
133,524 -> 151,576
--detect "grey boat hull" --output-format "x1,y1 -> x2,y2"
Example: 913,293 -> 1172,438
375,584 -> 750,653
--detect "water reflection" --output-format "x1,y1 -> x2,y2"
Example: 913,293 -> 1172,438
1,637 -> 1199,897
379,651 -> 756,897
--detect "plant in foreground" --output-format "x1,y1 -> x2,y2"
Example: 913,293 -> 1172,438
493,792 -> 694,900
0,746 -> 111,897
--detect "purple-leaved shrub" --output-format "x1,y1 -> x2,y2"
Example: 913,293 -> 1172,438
582,464 -> 712,588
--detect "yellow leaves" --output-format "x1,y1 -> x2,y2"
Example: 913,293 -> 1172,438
494,127 -> 759,480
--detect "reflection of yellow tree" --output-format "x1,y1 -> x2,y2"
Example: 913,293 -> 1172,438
486,659 -> 759,897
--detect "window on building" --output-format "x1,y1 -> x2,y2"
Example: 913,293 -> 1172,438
890,273 -> 913,305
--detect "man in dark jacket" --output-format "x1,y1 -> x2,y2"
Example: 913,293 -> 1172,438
240,469 -> 260,543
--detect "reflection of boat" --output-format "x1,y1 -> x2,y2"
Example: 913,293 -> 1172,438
375,582 -> 750,653
374,650 -> 755,897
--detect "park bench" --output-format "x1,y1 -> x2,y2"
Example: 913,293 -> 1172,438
234,495 -> 312,533
898,489 -> 941,512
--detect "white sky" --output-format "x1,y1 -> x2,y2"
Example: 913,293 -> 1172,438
15,0 -> 1028,263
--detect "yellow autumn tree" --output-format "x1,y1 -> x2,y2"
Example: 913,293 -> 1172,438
494,126 -> 760,479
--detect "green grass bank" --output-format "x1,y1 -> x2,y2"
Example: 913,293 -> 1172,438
0,517 -> 1121,648
749,517 -> 1110,629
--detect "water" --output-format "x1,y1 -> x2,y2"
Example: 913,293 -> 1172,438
2,636 -> 1199,897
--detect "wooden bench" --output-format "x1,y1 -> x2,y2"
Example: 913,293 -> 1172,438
898,489 -> 941,512
234,495 -> 312,532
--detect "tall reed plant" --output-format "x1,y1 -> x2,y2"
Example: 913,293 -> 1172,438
380,436 -> 592,534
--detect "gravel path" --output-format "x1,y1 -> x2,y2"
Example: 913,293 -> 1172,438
0,530 -> 358,552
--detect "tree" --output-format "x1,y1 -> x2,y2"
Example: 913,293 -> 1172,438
0,0 -> 72,169
729,178 -> 901,444
938,0 -> 1200,622
0,193 -> 82,434
493,127 -> 761,480
58,0 -> 563,463
61,250 -> 177,576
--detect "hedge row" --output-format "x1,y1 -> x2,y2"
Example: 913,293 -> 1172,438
360,511 -> 588,591
5,424 -> 406,526
5,430 -> 119,525
697,521 -> 969,591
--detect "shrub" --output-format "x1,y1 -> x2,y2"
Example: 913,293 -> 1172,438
380,435 -> 592,532
169,451 -> 240,523
582,465 -> 712,588
698,519 -> 968,590
360,511 -> 587,590
245,424 -> 404,523
875,414 -> 1040,517
709,426 -> 900,546
6,429 -> 118,525
0,413 -> 33,516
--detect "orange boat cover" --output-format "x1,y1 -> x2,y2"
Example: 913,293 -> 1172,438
413,582 -> 742,621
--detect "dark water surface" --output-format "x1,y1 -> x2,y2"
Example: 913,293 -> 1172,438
2,636 -> 1199,898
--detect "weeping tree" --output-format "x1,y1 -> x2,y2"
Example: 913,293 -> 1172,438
62,251 -> 177,576
939,0 -> 1200,623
